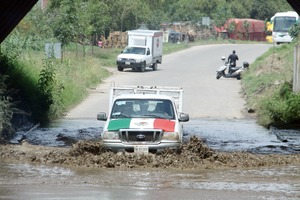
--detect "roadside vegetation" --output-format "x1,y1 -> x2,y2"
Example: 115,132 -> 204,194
242,35 -> 300,128
0,0 -> 296,140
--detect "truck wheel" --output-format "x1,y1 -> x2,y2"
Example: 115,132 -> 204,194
117,66 -> 124,71
140,63 -> 145,72
152,63 -> 157,71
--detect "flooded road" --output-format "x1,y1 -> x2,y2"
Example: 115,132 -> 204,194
7,114 -> 300,174
1,161 -> 300,200
2,118 -> 299,199
10,118 -> 300,154
186,118 -> 300,154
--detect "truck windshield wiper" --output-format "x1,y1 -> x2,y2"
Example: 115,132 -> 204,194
140,114 -> 171,119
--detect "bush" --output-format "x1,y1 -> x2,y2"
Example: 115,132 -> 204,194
260,82 -> 300,125
0,75 -> 19,140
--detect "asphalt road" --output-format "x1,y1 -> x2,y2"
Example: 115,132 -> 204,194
65,43 -> 272,120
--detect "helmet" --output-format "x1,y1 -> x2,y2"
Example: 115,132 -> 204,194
233,50 -> 236,54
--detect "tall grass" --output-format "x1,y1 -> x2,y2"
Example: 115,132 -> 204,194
0,35 -> 116,133
0,75 -> 15,139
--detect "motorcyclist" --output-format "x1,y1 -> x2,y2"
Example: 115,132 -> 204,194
228,50 -> 239,74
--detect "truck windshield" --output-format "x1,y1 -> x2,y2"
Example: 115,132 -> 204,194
123,47 -> 146,55
111,99 -> 175,119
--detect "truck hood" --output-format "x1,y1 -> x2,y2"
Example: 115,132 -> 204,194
118,53 -> 145,59
107,118 -> 175,132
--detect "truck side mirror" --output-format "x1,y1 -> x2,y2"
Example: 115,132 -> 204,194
97,112 -> 107,121
147,50 -> 150,55
178,113 -> 189,122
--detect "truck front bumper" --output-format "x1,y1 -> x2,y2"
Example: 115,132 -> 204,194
101,141 -> 181,153
116,61 -> 144,69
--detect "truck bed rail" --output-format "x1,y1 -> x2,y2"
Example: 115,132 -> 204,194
109,84 -> 184,112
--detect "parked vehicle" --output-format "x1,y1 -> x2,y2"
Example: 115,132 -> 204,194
216,56 -> 249,80
116,30 -> 163,72
97,84 -> 189,153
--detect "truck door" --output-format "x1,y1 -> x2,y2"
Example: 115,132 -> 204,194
145,47 -> 152,65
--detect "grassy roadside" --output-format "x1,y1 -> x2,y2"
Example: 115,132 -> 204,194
242,41 -> 300,128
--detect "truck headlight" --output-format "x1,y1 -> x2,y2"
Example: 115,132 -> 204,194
102,131 -> 120,140
117,57 -> 122,61
162,132 -> 180,141
135,58 -> 143,63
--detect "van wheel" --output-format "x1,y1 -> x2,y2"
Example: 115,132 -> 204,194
117,66 -> 124,71
152,63 -> 157,71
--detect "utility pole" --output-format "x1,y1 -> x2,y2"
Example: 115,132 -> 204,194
293,45 -> 300,92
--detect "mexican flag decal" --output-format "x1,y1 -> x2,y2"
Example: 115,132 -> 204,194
107,118 -> 175,132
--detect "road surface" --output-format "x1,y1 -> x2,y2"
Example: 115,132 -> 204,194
65,43 -> 272,119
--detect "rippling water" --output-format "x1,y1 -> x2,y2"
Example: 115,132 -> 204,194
1,162 -> 299,200
10,118 -> 300,154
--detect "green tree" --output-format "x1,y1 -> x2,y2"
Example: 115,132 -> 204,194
88,0 -> 111,39
212,1 -> 233,27
168,0 -> 203,22
47,0 -> 79,60
228,0 -> 253,18
250,0 -> 293,20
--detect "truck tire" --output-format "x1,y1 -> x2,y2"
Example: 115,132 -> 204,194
140,62 -> 146,72
152,63 -> 157,71
117,66 -> 124,71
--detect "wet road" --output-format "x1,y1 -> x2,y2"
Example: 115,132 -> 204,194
1,162 -> 300,200
2,44 -> 300,200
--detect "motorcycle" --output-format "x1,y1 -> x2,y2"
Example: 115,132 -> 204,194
216,56 -> 249,80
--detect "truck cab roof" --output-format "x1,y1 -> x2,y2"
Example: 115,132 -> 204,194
114,93 -> 173,101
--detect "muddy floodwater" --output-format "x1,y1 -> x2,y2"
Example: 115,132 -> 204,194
1,162 -> 300,200
10,118 -> 300,154
1,118 -> 300,200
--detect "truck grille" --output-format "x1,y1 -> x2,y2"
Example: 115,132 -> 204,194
119,129 -> 163,142
121,58 -> 136,62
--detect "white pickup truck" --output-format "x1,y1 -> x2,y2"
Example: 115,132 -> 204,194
97,85 -> 189,153
116,30 -> 163,72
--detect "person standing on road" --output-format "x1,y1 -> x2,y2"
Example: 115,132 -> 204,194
228,50 -> 239,74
